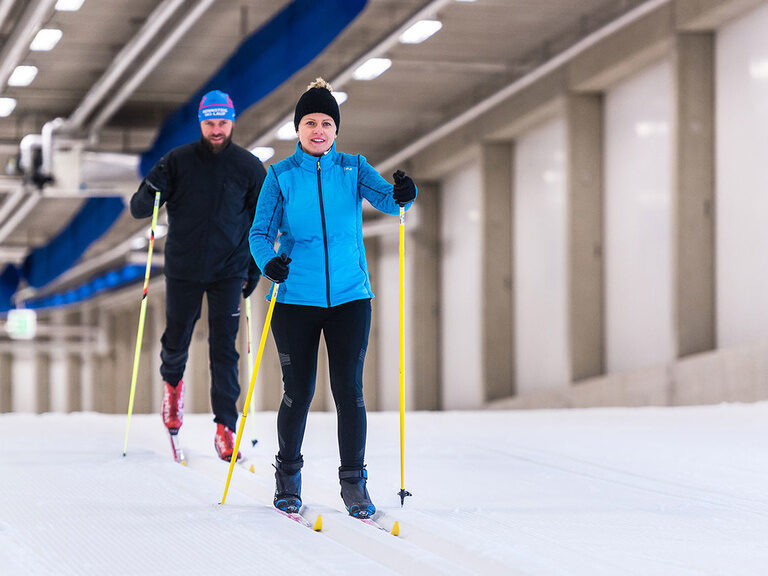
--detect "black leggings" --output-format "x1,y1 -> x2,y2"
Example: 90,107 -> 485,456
270,298 -> 371,468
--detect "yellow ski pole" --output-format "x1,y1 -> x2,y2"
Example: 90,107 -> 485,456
220,282 -> 279,504
244,295 -> 258,446
397,204 -> 412,506
122,189 -> 161,457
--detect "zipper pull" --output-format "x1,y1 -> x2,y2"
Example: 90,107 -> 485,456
317,160 -> 321,172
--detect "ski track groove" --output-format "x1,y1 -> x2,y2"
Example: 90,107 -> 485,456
182,448 -> 493,575
483,443 -> 768,520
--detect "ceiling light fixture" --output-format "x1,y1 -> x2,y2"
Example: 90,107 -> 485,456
30,29 -> 63,51
332,91 -> 348,105
352,58 -> 392,81
55,0 -> 85,11
8,66 -> 38,87
0,97 -> 16,117
251,146 -> 275,162
399,19 -> 442,44
276,121 -> 298,140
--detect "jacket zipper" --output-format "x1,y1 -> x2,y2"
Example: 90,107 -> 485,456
317,160 -> 331,307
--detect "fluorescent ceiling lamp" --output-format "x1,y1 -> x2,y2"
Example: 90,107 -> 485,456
0,97 -> 16,117
332,91 -> 348,105
276,121 -> 298,140
749,59 -> 768,79
251,146 -> 275,162
55,0 -> 85,10
399,20 -> 442,44
8,65 -> 38,87
30,29 -> 63,51
353,58 -> 392,81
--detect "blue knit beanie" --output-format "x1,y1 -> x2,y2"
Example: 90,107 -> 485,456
198,90 -> 235,123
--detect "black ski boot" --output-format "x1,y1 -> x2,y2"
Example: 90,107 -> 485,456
274,455 -> 303,514
339,465 -> 376,519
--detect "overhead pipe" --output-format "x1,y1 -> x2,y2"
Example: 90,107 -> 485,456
0,0 -> 57,90
0,0 -> 16,33
89,0 -> 216,135
65,0 -> 186,131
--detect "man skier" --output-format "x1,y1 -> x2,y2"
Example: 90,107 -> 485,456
130,90 -> 266,461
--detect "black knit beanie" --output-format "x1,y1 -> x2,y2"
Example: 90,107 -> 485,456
293,86 -> 340,133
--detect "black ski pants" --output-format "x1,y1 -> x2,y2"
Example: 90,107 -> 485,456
271,298 -> 371,469
160,276 -> 243,431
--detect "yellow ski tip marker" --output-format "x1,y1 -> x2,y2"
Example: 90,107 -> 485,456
312,515 -> 323,532
391,521 -> 400,537
249,464 -> 255,474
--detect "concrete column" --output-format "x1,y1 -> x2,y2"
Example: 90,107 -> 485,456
363,237 -> 379,411
481,143 -> 515,401
94,308 -> 116,413
80,308 -> 95,412
12,345 -> 37,412
49,310 -> 68,412
0,352 -> 11,412
189,299 -> 208,414
150,300 -> 164,413
409,183 -> 441,409
566,94 -> 605,381
674,33 -> 715,357
37,352 -> 50,413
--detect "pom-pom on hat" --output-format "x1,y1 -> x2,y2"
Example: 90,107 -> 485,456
293,78 -> 340,133
198,90 -> 235,123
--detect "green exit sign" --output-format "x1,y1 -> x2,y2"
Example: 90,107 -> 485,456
6,309 -> 37,340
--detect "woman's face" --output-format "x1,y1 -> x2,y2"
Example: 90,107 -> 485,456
297,113 -> 337,156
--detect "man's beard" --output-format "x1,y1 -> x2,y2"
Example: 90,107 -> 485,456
203,129 -> 233,154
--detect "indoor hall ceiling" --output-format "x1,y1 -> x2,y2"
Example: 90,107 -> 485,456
0,0 -> 647,309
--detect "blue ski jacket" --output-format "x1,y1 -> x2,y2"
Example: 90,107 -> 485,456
249,142 -> 415,307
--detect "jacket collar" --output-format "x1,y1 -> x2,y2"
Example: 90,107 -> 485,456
293,142 -> 337,172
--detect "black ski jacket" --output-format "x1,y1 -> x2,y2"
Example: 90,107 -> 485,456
130,139 -> 266,284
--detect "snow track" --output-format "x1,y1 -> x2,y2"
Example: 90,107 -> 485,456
2,405 -> 768,575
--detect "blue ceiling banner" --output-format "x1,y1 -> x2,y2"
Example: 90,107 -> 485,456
22,197 -> 125,289
139,0 -> 368,176
25,264 -> 150,310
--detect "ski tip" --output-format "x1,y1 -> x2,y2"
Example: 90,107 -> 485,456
181,459 -> 188,466
313,515 -> 323,532
248,464 -> 255,473
391,521 -> 400,537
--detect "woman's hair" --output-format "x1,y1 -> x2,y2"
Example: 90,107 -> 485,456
307,77 -> 333,92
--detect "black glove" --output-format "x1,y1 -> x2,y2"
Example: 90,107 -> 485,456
263,254 -> 291,283
145,159 -> 168,194
242,277 -> 258,299
392,170 -> 416,205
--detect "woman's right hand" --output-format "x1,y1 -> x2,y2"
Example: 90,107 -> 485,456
263,254 -> 291,283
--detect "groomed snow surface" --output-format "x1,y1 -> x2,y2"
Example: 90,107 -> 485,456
2,403 -> 768,575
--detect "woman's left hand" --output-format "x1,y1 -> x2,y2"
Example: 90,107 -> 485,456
392,170 -> 416,205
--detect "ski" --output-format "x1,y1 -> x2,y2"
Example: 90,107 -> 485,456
275,509 -> 323,531
357,515 -> 400,536
168,430 -> 187,465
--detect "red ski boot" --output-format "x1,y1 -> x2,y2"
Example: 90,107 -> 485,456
162,380 -> 184,433
214,423 -> 242,462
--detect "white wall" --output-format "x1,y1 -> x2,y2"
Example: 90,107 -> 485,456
440,161 -> 484,409
376,232 -> 415,411
604,60 -> 674,372
716,4 -> 768,347
513,116 -> 569,392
